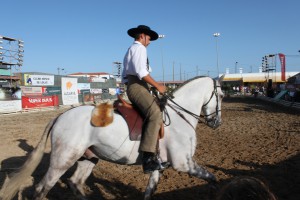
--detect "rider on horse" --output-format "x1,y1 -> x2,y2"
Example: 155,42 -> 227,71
122,25 -> 166,174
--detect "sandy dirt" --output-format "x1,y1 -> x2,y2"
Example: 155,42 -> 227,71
0,96 -> 299,200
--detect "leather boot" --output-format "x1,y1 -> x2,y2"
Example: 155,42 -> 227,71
142,152 -> 161,174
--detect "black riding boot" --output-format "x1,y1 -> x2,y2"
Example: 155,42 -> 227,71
142,152 -> 161,174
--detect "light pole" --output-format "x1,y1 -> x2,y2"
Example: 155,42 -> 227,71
57,67 -> 64,75
158,34 -> 165,84
113,61 -> 122,80
235,62 -> 238,73
213,32 -> 220,77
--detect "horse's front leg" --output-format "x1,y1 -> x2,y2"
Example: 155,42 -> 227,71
172,156 -> 216,183
187,160 -> 216,183
187,160 -> 218,199
144,170 -> 160,200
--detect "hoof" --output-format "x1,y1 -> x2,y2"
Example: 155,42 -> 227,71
67,179 -> 86,199
204,173 -> 217,183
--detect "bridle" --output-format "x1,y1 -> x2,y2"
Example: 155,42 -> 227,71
160,79 -> 221,129
200,79 -> 221,127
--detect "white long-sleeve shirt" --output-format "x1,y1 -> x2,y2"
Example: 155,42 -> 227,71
122,41 -> 152,84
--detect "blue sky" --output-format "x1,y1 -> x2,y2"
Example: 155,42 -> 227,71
1,0 -> 299,80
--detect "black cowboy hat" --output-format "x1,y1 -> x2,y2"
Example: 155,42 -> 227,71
127,25 -> 159,41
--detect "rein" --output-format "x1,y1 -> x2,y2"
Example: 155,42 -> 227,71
165,102 -> 195,129
160,79 -> 221,128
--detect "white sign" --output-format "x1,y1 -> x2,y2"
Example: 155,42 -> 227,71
109,88 -> 117,95
90,88 -> 103,94
89,77 -> 106,82
21,86 -> 43,96
0,100 -> 22,113
77,83 -> 91,90
61,77 -> 79,105
24,74 -> 55,86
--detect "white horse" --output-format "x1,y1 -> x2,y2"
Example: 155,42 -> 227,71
0,76 -> 224,200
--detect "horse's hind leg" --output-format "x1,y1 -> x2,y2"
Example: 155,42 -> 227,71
34,147 -> 85,199
34,166 -> 69,200
67,157 -> 99,199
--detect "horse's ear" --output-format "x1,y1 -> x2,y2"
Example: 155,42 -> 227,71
218,74 -> 225,85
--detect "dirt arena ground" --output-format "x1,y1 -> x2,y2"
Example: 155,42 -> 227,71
0,96 -> 299,200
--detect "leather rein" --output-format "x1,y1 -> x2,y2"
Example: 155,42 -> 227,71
160,79 -> 221,129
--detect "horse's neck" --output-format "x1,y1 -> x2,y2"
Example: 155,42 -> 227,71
172,80 -> 208,111
169,79 -> 209,124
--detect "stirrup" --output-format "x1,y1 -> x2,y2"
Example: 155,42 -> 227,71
159,161 -> 171,169
156,154 -> 170,170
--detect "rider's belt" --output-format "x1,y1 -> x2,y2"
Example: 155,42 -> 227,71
127,75 -> 148,88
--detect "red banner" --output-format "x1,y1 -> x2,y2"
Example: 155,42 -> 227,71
22,95 -> 59,109
278,53 -> 286,81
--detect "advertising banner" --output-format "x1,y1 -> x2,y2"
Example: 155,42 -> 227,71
78,83 -> 91,91
93,94 -> 102,103
21,86 -> 43,96
278,53 -> 286,81
90,88 -> 102,94
82,92 -> 94,103
61,77 -> 79,105
44,86 -> 61,95
24,74 -> 55,86
0,100 -> 22,113
109,88 -> 117,95
0,68 -> 10,75
89,77 -> 106,82
21,95 -> 59,109
102,88 -> 109,93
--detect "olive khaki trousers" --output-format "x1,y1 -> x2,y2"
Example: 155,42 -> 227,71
127,76 -> 162,153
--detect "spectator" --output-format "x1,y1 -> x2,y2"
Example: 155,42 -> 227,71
216,176 -> 276,200
289,90 -> 295,102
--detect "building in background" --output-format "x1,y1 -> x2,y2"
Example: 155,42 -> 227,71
0,35 -> 24,88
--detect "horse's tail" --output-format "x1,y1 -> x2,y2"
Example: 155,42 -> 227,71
0,116 -> 58,200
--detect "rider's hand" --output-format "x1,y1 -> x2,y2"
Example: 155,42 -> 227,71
142,75 -> 166,94
156,84 -> 166,94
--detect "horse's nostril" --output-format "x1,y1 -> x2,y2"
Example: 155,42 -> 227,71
206,118 -> 221,129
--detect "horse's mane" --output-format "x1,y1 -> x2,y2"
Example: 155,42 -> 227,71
171,76 -> 209,95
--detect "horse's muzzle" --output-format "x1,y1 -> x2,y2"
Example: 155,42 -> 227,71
206,117 -> 221,129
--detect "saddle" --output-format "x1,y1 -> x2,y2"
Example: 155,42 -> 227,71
113,95 -> 164,141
